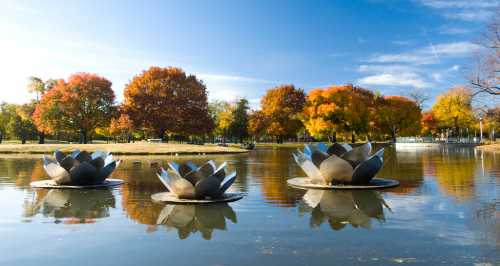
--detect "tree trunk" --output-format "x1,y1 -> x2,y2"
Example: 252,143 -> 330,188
38,131 -> 45,144
351,132 -> 355,143
80,130 -> 88,144
21,138 -> 26,144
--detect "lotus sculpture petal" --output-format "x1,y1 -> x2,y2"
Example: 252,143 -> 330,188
42,150 -> 121,186
157,160 -> 237,200
292,142 -> 384,185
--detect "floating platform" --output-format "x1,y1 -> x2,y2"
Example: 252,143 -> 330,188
287,177 -> 399,190
151,192 -> 245,204
30,178 -> 125,189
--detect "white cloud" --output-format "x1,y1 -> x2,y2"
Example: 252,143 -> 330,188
438,26 -> 473,35
357,72 -> 433,88
418,0 -> 497,22
369,41 -> 480,65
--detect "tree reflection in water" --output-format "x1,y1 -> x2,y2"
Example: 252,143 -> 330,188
155,203 -> 237,240
24,189 -> 116,224
298,190 -> 389,231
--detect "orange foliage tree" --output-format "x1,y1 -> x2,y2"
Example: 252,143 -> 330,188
33,73 -> 115,143
260,85 -> 305,143
248,110 -> 268,140
109,114 -> 134,143
421,111 -> 438,137
303,84 -> 374,142
123,67 -> 213,140
373,95 -> 422,141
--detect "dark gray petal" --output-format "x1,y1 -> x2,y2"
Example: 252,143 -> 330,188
219,171 -> 237,194
311,150 -> 329,168
93,160 -> 116,184
91,150 -> 106,160
69,162 -> 98,185
178,163 -> 194,177
59,156 -> 76,172
199,161 -> 215,178
341,142 -> 371,167
54,150 -> 66,163
212,162 -> 227,182
70,149 -> 81,159
351,154 -> 383,185
90,157 -> 105,171
194,176 -> 222,199
316,142 -> 329,153
74,151 -> 92,163
326,143 -> 352,156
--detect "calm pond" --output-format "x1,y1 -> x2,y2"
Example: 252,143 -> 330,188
0,146 -> 498,265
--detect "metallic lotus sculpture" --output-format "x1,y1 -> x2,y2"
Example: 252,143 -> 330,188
42,150 -> 120,186
299,189 -> 388,230
157,160 -> 237,200
292,142 -> 384,185
156,203 -> 237,240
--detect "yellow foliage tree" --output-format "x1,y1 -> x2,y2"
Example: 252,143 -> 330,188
432,87 -> 476,136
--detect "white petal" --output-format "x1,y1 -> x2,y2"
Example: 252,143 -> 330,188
319,155 -> 354,184
43,162 -> 71,184
293,150 -> 324,184
167,169 -> 196,198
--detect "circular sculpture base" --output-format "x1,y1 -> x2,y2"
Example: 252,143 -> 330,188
287,177 -> 399,190
30,178 -> 125,189
151,192 -> 245,204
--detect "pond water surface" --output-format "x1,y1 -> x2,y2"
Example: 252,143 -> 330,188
0,146 -> 498,265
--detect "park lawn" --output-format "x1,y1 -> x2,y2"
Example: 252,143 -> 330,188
476,142 -> 500,152
0,142 -> 248,155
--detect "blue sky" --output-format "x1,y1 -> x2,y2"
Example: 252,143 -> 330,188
0,0 -> 497,109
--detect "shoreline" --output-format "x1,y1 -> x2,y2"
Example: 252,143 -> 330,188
476,143 -> 500,152
0,143 -> 248,155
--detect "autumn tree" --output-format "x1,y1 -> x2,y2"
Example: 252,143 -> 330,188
33,74 -> 115,143
432,87 -> 476,137
123,67 -> 213,140
469,8 -> 499,96
27,76 -> 58,144
260,85 -> 305,143
9,104 -> 38,144
109,114 -> 134,143
248,110 -> 268,140
421,111 -> 439,137
32,80 -> 66,138
303,84 -> 374,143
482,107 -> 500,140
373,96 -> 422,142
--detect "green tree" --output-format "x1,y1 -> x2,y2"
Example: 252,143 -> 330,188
229,98 -> 249,143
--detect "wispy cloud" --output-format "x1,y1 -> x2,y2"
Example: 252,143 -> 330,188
418,0 -> 497,22
197,73 -> 277,84
438,26 -> 473,35
369,41 -> 480,65
357,72 -> 433,88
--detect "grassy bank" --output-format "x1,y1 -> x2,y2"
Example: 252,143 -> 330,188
0,143 -> 248,155
476,142 -> 500,152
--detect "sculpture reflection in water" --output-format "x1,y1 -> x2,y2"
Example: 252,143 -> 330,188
298,190 -> 390,230
156,203 -> 237,240
24,189 -> 116,224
